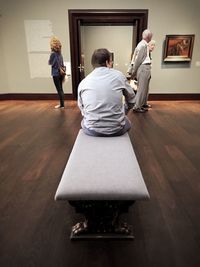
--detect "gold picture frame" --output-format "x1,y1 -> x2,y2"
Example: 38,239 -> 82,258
163,34 -> 195,62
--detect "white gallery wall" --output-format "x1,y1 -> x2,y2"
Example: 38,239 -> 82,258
0,0 -> 200,95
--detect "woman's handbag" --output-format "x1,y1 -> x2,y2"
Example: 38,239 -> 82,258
59,66 -> 66,82
59,66 -> 66,76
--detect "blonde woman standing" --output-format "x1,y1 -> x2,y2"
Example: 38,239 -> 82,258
48,37 -> 65,109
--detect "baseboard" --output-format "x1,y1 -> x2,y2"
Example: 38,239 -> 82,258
0,93 -> 74,101
0,93 -> 200,101
149,94 -> 200,101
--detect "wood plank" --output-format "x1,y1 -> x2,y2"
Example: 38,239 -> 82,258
0,100 -> 200,267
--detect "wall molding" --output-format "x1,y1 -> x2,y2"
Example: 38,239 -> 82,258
0,94 -> 74,101
0,93 -> 200,101
148,94 -> 200,101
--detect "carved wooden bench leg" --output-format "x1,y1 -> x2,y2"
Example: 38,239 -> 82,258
69,201 -> 135,240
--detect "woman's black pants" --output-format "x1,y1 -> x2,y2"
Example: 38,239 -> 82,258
53,75 -> 65,107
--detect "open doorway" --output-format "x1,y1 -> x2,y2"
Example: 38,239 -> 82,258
81,25 -> 136,76
68,9 -> 148,99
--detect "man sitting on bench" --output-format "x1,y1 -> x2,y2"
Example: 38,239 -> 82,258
55,48 -> 149,240
78,48 -> 135,137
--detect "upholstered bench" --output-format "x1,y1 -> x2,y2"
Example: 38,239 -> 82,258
55,129 -> 149,240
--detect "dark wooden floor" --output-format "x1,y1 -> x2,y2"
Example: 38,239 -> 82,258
0,100 -> 200,267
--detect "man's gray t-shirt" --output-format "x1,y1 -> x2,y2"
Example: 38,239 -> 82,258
78,67 -> 135,135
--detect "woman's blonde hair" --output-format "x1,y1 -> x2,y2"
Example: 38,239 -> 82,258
149,40 -> 156,52
50,36 -> 62,52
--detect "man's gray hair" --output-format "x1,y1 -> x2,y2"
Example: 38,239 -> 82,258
142,29 -> 153,39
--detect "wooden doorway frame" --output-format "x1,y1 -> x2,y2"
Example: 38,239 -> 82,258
68,9 -> 148,99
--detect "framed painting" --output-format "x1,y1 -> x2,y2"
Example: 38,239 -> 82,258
163,34 -> 195,62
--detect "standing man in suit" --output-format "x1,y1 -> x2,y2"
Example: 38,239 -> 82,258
130,29 -> 153,113
142,39 -> 156,108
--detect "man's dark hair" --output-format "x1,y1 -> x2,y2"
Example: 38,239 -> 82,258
91,48 -> 111,68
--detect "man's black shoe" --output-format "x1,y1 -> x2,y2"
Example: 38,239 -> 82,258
142,104 -> 152,108
133,107 -> 147,113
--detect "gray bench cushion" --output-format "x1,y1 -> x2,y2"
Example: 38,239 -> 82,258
55,130 -> 150,201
